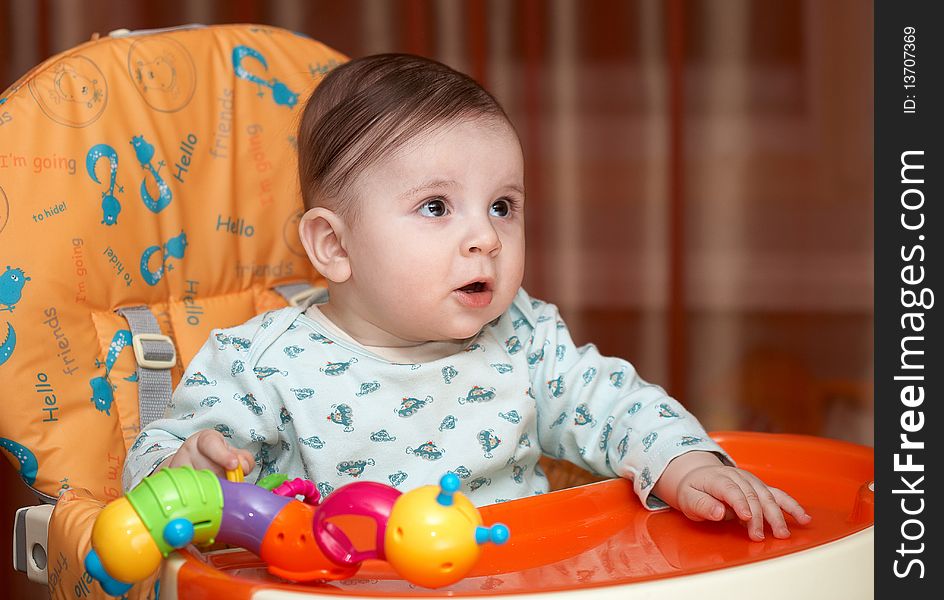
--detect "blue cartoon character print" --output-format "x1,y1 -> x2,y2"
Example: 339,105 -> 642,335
547,375 -> 565,398
406,441 -> 445,461
526,342 -> 547,367
574,403 -> 596,427
320,357 -> 357,376
283,345 -> 304,358
370,429 -> 397,442
214,424 -> 235,438
89,376 -> 117,415
308,332 -> 334,344
555,345 -> 566,361
639,466 -> 653,490
327,403 -> 355,432
678,435 -> 703,446
337,458 -> 375,478
130,134 -> 172,213
0,322 -> 15,367
458,386 -> 496,405
389,471 -> 408,487
582,367 -> 597,386
609,369 -> 626,388
512,464 -> 527,484
317,481 -> 335,497
599,416 -> 615,452
199,396 -> 221,408
642,431 -> 658,452
468,477 -> 491,492
477,429 -> 501,458
441,365 -> 458,384
216,332 -> 250,351
234,392 -> 264,415
299,435 -> 325,450
628,401 -> 642,415
85,144 -> 122,225
231,359 -> 245,376
498,410 -> 521,424
504,336 -> 522,355
518,433 -> 531,448
355,381 -> 380,396
490,362 -> 513,374
549,411 -> 568,428
232,45 -> 299,107
439,415 -> 457,431
185,371 -> 216,386
658,403 -> 681,418
140,231 -> 188,286
253,366 -> 288,380
277,407 -> 293,430
291,387 -> 314,401
453,465 -> 472,479
0,266 -> 30,313
88,329 -> 133,415
395,395 -> 433,417
0,438 -> 39,486
617,431 -> 630,460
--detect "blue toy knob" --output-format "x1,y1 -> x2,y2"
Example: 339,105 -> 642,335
475,523 -> 510,546
84,549 -> 133,597
163,518 -> 195,549
436,472 -> 461,506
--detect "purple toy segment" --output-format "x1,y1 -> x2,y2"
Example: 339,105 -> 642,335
217,479 -> 292,552
313,481 -> 401,564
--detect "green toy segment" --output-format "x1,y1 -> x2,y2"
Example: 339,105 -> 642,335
126,466 -> 224,555
256,472 -> 289,491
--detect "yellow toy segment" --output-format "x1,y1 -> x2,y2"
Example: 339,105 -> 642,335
89,497 -> 162,583
225,464 -> 245,483
384,484 -> 482,589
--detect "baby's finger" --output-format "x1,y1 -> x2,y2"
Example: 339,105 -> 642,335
196,430 -> 240,470
741,475 -> 790,539
680,488 -> 727,521
703,476 -> 754,523
236,449 -> 256,474
728,474 -> 766,541
770,486 -> 812,525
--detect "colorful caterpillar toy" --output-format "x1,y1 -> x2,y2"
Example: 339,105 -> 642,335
84,467 -> 509,596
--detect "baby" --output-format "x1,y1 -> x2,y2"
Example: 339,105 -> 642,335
124,54 -> 810,542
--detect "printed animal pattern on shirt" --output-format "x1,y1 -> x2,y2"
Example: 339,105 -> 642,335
124,290 -> 730,508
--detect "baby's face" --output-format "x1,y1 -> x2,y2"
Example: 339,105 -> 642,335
341,117 -> 525,342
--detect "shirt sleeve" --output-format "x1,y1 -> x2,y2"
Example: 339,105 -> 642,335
122,326 -> 282,491
518,291 -> 734,510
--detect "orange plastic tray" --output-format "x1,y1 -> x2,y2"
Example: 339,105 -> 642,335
163,432 -> 873,598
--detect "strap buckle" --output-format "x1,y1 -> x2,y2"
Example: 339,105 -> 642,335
288,287 -> 321,307
132,333 -> 177,369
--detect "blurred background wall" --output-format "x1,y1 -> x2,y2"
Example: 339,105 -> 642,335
1,0 -> 872,594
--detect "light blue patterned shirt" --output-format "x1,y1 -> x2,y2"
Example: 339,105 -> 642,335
123,289 -> 730,507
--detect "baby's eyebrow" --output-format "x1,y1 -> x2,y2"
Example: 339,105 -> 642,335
399,178 -> 458,199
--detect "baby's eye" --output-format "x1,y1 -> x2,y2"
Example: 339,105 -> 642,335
418,198 -> 448,218
490,198 -> 512,218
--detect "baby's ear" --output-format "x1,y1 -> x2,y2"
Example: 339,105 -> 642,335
298,208 -> 351,283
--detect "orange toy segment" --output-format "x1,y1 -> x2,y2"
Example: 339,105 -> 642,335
259,500 -> 358,582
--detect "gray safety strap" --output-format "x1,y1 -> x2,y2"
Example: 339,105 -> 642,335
115,306 -> 176,428
273,282 -> 328,308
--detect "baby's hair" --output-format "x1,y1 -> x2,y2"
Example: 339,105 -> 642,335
297,53 -> 512,221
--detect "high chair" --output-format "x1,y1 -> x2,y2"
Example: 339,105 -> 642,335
1,24 -> 873,600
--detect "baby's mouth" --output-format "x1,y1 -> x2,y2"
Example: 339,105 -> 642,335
454,281 -> 493,308
457,281 -> 489,293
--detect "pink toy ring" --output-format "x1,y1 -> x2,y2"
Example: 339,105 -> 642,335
312,481 -> 402,565
271,477 -> 321,505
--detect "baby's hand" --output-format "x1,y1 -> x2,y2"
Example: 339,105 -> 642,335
653,451 -> 812,541
161,429 -> 255,478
